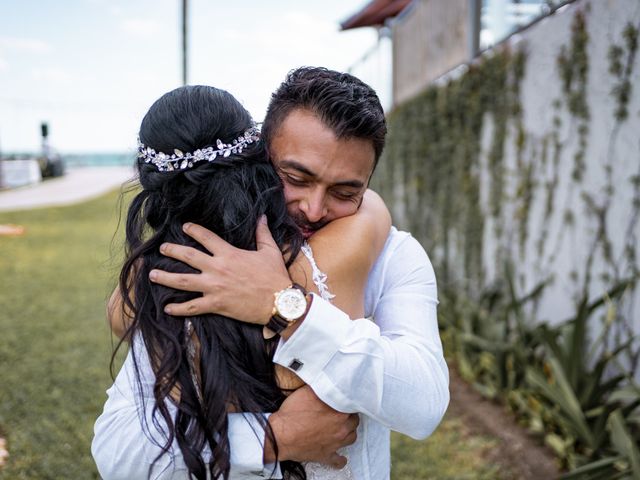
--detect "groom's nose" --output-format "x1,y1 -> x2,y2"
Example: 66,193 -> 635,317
299,189 -> 328,224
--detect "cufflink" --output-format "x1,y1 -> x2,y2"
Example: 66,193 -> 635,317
288,359 -> 304,371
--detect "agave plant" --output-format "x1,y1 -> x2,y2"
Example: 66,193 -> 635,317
441,260 -> 640,478
523,278 -> 640,475
560,406 -> 640,479
440,261 -> 549,397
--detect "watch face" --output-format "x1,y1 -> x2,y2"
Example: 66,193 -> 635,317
276,288 -> 307,321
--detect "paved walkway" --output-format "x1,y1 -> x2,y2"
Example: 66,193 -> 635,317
0,166 -> 135,212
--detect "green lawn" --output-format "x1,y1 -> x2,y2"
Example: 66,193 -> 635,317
0,189 -> 506,479
0,190 -> 126,479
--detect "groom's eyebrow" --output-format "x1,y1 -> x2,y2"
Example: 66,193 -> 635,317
279,160 -> 365,189
279,160 -> 317,178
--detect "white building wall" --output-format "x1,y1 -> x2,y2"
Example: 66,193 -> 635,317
476,0 -> 640,349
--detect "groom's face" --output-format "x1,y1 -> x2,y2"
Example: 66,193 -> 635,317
270,108 -> 376,239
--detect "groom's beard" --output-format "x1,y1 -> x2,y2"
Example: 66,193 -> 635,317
290,213 -> 329,239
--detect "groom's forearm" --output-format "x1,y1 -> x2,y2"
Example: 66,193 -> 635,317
263,386 -> 357,468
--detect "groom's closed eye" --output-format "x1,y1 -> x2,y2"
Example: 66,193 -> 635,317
331,189 -> 360,201
284,173 -> 308,186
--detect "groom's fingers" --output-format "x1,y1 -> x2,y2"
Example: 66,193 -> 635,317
163,297 -> 208,317
182,222 -> 233,255
255,215 -> 280,253
347,413 -> 360,431
343,425 -> 358,446
149,270 -> 207,293
328,453 -> 348,469
159,243 -> 212,269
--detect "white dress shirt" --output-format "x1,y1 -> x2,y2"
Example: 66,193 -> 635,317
92,227 -> 449,479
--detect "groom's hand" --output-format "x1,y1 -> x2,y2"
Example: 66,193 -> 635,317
149,217 -> 292,324
266,386 -> 358,468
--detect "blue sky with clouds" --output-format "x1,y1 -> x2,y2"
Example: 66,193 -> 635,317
0,0 -> 376,153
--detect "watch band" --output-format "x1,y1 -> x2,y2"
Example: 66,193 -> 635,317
265,312 -> 290,335
289,283 -> 308,298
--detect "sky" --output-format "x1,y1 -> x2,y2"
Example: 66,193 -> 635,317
0,0 -> 378,153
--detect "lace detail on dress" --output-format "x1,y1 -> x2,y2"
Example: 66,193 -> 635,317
305,461 -> 354,480
300,242 -> 353,479
301,242 -> 335,302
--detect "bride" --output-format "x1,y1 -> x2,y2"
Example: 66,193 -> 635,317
93,84 -> 390,479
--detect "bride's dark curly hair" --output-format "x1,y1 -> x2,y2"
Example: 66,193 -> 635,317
117,85 -> 304,479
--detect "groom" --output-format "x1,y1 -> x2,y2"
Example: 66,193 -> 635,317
95,67 -> 449,478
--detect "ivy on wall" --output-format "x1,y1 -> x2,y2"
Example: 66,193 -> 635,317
372,3 -> 640,476
374,6 -> 640,303
373,48 -> 526,292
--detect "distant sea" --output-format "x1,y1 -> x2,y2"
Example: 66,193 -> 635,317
63,152 -> 134,168
2,152 -> 134,168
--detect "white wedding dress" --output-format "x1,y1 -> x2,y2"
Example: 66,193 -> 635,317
299,242 -> 354,480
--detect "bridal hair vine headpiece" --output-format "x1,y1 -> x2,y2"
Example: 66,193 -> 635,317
137,125 -> 260,172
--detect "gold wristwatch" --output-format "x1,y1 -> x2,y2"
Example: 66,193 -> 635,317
264,283 -> 309,338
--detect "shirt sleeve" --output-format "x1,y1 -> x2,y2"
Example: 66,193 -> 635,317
91,345 -> 282,479
273,234 -> 449,440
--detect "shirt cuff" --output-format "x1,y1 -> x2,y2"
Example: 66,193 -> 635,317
273,294 -> 352,384
229,413 -> 282,478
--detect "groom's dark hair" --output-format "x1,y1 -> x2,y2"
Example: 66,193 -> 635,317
262,66 -> 387,166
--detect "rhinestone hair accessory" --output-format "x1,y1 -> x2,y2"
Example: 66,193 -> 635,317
137,125 -> 260,172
